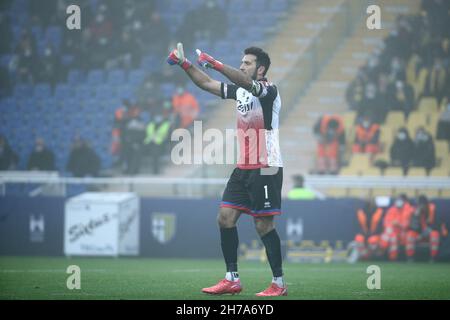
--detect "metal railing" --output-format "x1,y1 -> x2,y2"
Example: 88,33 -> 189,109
1,171 -> 449,198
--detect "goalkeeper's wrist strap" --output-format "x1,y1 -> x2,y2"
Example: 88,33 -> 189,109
180,59 -> 192,71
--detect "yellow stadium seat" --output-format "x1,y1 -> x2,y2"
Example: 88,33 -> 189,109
371,188 -> 394,197
407,111 -> 427,135
386,111 -> 406,132
379,125 -> 393,146
342,111 -> 356,128
348,188 -> 370,198
360,167 -> 381,176
384,167 -> 404,176
349,154 -> 371,170
413,68 -> 428,99
430,167 -> 449,177
327,188 -> 348,198
435,140 -> 449,156
394,188 -> 417,198
407,167 -> 428,177
339,166 -> 360,176
418,97 -> 439,114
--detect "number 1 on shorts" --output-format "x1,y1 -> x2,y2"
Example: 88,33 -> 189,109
264,185 -> 268,199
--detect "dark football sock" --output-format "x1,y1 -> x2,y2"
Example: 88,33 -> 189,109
220,227 -> 239,273
261,229 -> 283,277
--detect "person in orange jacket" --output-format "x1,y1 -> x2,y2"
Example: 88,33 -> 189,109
352,116 -> 380,156
379,195 -> 414,261
313,114 -> 345,174
405,195 -> 440,262
353,198 -> 384,260
172,86 -> 200,129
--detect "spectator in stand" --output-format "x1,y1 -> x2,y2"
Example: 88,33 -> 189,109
0,12 -> 12,55
142,11 -> 170,58
196,0 -> 228,46
111,99 -> 133,169
412,127 -> 436,174
405,195 -> 440,262
0,135 -> 19,170
87,5 -> 114,68
313,115 -> 345,175
36,42 -> 61,85
424,57 -> 447,105
388,79 -> 415,118
15,31 -> 38,83
27,137 -> 55,171
359,82 -> 381,123
390,127 -> 414,175
122,106 -> 146,175
144,113 -> 172,174
346,70 -> 366,111
172,86 -> 200,129
66,136 -> 101,177
287,175 -> 316,200
352,116 -> 380,158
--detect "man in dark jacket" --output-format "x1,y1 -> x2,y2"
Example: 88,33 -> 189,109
27,137 -> 55,171
67,137 -> 101,177
412,127 -> 436,174
390,127 -> 414,175
0,135 -> 19,170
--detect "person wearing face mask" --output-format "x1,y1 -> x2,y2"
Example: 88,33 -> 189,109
379,195 -> 414,261
27,137 -> 55,171
352,116 -> 380,157
313,115 -> 346,175
359,82 -> 380,123
172,86 -> 200,129
412,127 -> 436,174
390,127 -> 414,175
388,78 -> 415,118
405,195 -> 440,262
424,57 -> 447,105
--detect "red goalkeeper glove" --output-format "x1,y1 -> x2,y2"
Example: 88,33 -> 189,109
196,49 -> 224,72
167,43 -> 192,71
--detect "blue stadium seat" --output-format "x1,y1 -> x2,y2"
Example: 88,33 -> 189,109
33,83 -> 52,99
45,26 -> 62,50
107,69 -> 125,85
54,84 -> 72,99
95,84 -> 115,99
87,69 -> 105,85
128,69 -> 146,86
75,84 -> 94,99
67,69 -> 84,85
13,84 -> 33,97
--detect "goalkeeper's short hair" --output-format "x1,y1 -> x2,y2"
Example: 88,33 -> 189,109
244,47 -> 271,76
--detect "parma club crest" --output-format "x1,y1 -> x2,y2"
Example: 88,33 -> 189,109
151,213 -> 176,244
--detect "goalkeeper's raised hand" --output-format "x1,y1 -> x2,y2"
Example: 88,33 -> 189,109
196,49 -> 224,72
167,43 -> 192,71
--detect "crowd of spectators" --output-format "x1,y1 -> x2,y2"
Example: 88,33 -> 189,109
343,0 -> 450,175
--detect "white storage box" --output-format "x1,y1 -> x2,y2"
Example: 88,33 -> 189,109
64,192 -> 139,256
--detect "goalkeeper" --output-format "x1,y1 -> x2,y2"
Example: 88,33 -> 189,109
167,43 -> 286,297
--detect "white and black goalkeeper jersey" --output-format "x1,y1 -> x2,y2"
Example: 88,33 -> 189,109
221,78 -> 283,169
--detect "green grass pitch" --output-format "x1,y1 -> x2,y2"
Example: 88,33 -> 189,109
1,257 -> 449,300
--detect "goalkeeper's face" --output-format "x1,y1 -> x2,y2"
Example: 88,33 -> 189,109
240,54 -> 260,80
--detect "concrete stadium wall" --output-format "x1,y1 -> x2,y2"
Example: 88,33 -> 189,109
1,197 -> 449,259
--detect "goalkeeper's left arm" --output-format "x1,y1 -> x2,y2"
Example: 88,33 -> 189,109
167,43 -> 222,97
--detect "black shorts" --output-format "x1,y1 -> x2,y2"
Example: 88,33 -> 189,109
221,167 -> 283,217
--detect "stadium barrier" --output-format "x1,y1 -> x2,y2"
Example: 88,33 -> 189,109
1,196 -> 449,260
